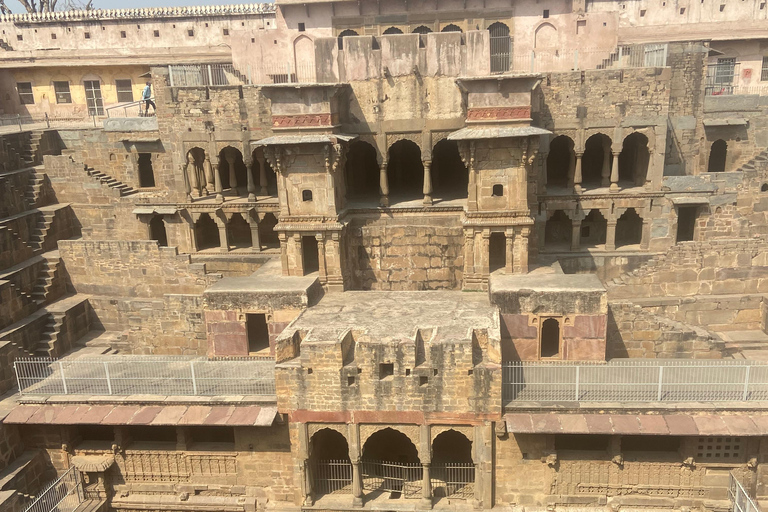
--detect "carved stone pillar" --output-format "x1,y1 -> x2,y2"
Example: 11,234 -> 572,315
213,162 -> 223,202
316,233 -> 327,284
514,227 -> 529,274
352,458 -> 363,507
257,154 -> 268,195
640,215 -> 651,250
380,159 -> 389,206
571,218 -> 582,251
601,144 -> 611,187
248,212 -> 261,251
481,230 -> 491,278
182,160 -> 192,200
421,462 -> 433,509
279,233 -> 289,275
246,157 -> 256,201
540,151 -> 548,194
204,155 -> 215,194
605,220 -> 617,251
423,160 -> 433,206
610,151 -> 620,192
216,215 -> 230,252
573,152 -> 583,193
226,151 -> 238,192
505,230 -> 514,274
465,230 -> 475,280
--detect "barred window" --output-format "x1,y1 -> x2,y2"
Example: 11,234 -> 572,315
17,82 -> 34,104
53,81 -> 72,104
761,56 -> 768,81
115,79 -> 133,103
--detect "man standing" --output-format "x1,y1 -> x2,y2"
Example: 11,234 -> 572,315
142,82 -> 156,115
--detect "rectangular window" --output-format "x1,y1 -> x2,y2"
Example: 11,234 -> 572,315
115,79 -> 133,102
84,80 -> 104,116
761,56 -> 768,81
17,82 -> 34,105
53,81 -> 72,104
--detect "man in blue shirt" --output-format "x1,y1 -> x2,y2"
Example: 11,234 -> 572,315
142,82 -> 156,115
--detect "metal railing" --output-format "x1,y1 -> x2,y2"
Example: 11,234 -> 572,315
312,459 -> 353,495
706,61 -> 741,96
168,64 -> 250,87
15,356 -> 276,397
0,114 -> 99,133
729,472 -> 761,512
509,44 -> 668,73
105,97 -> 155,118
23,466 -> 83,512
503,360 -> 768,403
362,460 -> 423,498
431,463 -> 475,499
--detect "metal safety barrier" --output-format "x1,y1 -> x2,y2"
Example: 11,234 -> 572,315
503,360 -> 768,403
15,356 -> 275,397
23,466 -> 83,512
168,64 -> 250,87
729,472 -> 761,512
312,460 -> 353,496
430,463 -> 475,499
361,460 -> 423,498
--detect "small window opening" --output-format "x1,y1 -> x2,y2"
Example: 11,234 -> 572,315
540,317 -> 560,358
419,376 -> 429,386
251,38 -> 255,43
246,313 -> 270,354
676,206 -> 698,242
16,34 -> 22,41
680,7 -> 686,13
492,184 -> 503,196
302,189 -> 313,201
720,3 -> 725,10
153,30 -> 160,37
50,33 -> 56,39
84,32 -> 90,39
405,368 -> 411,376
120,31 -> 126,38
223,28 -> 229,35
761,183 -> 768,192
640,8 -> 646,15
379,363 -> 394,379
543,9 -> 550,17
348,376 -> 356,386
188,29 -> 194,36
298,22 -> 306,31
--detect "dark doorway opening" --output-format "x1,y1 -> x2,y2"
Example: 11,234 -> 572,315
387,140 -> 423,200
676,206 -> 698,242
581,209 -> 607,247
302,235 -> 319,274
246,313 -> 270,354
547,135 -> 574,188
138,153 -> 155,187
616,208 -> 643,247
228,213 -> 252,248
259,213 -> 279,249
195,213 -> 220,250
582,134 -> 611,187
345,141 -> 380,199
619,132 -> 650,186
219,147 -> 247,191
708,139 -> 727,173
431,139 -> 468,200
545,210 -> 571,249
540,318 -> 560,358
489,232 -> 506,272
149,215 -> 167,247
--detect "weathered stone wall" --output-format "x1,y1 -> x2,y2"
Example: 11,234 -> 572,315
607,301 -> 724,359
344,214 -> 464,290
633,295 -> 767,333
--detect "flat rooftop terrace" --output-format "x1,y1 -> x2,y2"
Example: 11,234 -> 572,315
285,291 -> 498,343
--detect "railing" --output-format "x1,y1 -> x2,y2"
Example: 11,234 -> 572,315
729,472 -> 761,512
312,459 -> 353,495
503,360 -> 768,403
14,356 -> 276,396
105,97 -> 155,118
431,463 -> 475,499
168,64 -> 250,87
509,44 -> 668,73
23,466 -> 83,512
362,460 -> 423,498
0,114 -> 99,133
706,62 -> 741,96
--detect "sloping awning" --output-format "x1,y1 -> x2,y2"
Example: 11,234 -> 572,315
3,404 -> 278,427
448,126 -> 551,140
505,413 -> 768,436
252,133 -> 357,146
702,118 -> 748,127
71,454 -> 115,472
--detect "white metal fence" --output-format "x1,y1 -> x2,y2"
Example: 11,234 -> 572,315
0,114 -> 99,134
729,472 -> 761,512
508,44 -> 668,73
168,64 -> 250,87
23,466 -> 83,512
15,356 -> 276,396
503,360 -> 768,403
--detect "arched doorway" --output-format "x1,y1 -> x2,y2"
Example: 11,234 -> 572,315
227,213 -> 252,248
544,210 -> 571,250
441,24 -> 462,33
187,147 -> 207,195
310,429 -> 351,497
619,132 -> 650,186
251,149 -> 278,196
431,140 -> 468,200
195,213 -> 220,250
489,22 -> 510,73
534,22 -> 558,49
338,29 -> 359,50
259,213 -> 279,249
387,140 -> 423,201
362,428 -> 421,498
581,209 -> 607,247
616,208 -> 643,248
431,430 -> 474,499
708,139 -> 727,172
547,135 -> 575,188
412,25 -> 432,48
383,27 -> 404,34
582,134 -> 611,188
540,318 -> 560,358
489,232 -> 506,272
218,147 -> 247,192
294,35 -> 316,82
149,215 -> 167,247
345,141 -> 380,200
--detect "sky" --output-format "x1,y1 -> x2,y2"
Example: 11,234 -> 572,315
7,0 -> 271,10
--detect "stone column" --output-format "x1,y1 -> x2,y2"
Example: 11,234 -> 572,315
257,154 -> 268,195
204,155 -> 215,194
226,151 -> 238,192
481,230 -> 491,278
421,462 -> 433,509
248,212 -> 261,251
379,159 -> 389,206
505,230 -> 514,274
573,152 -> 583,193
246,157 -> 256,201
352,458 -> 363,507
182,162 -> 192,200
514,227 -> 529,274
423,160 -> 433,206
640,215 -> 651,250
571,217 -> 582,251
605,220 -> 617,251
316,233 -> 327,284
213,162 -> 223,202
464,230 -> 475,280
567,150 -> 576,189
601,144 -> 611,187
217,215 -> 230,252
279,233 -> 289,275
540,151 -> 548,194
610,151 -> 620,192
294,234 -> 304,276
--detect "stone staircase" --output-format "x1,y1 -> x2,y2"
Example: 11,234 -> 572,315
0,38 -> 13,51
736,148 -> 768,173
33,313 -> 64,357
28,209 -> 56,252
30,251 -> 61,306
84,164 -> 138,197
19,131 -> 44,167
24,168 -> 46,209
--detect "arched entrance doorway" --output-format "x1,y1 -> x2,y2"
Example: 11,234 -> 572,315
310,429 -> 351,498
547,135 -> 575,188
345,141 -> 380,200
362,428 -> 421,499
431,140 -> 468,200
431,430 -> 474,499
387,140 -> 424,201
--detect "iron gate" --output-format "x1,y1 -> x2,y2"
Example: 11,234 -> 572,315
489,22 -> 511,73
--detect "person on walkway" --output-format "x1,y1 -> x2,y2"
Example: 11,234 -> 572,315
142,82 -> 156,115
